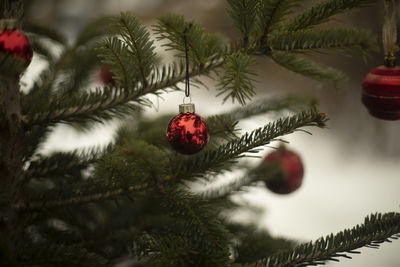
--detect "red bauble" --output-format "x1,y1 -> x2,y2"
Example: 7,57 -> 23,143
166,112 -> 209,155
0,29 -> 33,66
362,65 -> 400,120
100,64 -> 115,85
262,147 -> 304,194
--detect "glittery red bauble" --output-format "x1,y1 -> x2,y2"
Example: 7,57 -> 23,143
166,112 -> 209,155
0,29 -> 33,66
100,64 -> 115,85
262,147 -> 304,194
362,65 -> 400,120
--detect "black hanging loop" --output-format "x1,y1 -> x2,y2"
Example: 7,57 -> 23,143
183,25 -> 192,98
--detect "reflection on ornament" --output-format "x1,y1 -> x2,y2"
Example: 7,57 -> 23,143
166,111 -> 209,155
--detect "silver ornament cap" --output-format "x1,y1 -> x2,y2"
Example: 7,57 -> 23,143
179,103 -> 195,113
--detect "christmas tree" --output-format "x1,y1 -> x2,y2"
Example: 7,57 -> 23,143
0,0 -> 399,266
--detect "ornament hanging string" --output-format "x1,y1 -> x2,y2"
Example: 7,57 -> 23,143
183,24 -> 192,98
383,0 -> 399,65
167,25 -> 210,154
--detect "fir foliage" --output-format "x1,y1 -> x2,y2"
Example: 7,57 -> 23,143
224,0 -> 377,93
153,13 -> 228,67
148,187 -> 232,266
269,28 -> 377,58
226,0 -> 259,46
201,164 -> 283,200
19,244 -> 108,267
0,53 -> 25,79
272,51 -> 348,87
23,22 -> 67,45
217,52 -> 258,105
261,213 -> 400,267
75,16 -> 117,47
23,86 -> 143,127
98,13 -> 156,87
256,0 -> 301,40
25,144 -> 114,181
285,0 -> 377,32
226,94 -> 317,121
21,108 -> 325,211
1,1 -> 399,266
173,108 -> 327,180
228,222 -> 295,264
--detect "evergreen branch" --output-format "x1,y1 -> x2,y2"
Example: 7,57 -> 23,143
21,14 -> 227,128
17,175 -> 175,210
174,108 -> 327,178
228,223 -> 295,264
147,60 -> 186,92
0,53 -> 26,80
227,0 -> 259,46
22,49 -> 71,100
154,13 -> 227,67
21,140 -> 171,210
24,47 -> 99,106
75,16 -> 116,46
97,37 -> 131,89
23,22 -> 67,45
217,52 -> 258,105
23,86 -> 142,127
285,0 -> 377,32
207,94 -> 317,141
258,212 -> 400,267
113,13 -> 156,86
135,233 -> 193,266
160,187 -> 216,245
84,226 -> 140,251
227,94 -> 317,122
257,0 -> 301,47
19,243 -> 108,267
272,51 -> 347,87
56,49 -> 102,95
25,144 -> 114,181
154,13 -> 204,65
23,59 -> 223,128
19,107 -> 324,211
24,12 -> 227,129
35,204 -> 149,255
131,94 -> 315,148
269,28 -> 377,58
157,186 -> 231,265
207,114 -> 240,141
23,125 -> 53,162
201,164 -> 281,200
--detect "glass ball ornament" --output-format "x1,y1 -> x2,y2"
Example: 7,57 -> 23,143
262,146 -> 304,194
0,29 -> 33,66
100,64 -> 115,86
362,65 -> 400,120
166,104 -> 209,155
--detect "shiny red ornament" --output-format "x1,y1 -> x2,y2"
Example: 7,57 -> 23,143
361,65 -> 400,120
262,147 -> 304,194
166,112 -> 209,155
0,29 -> 33,66
100,64 -> 115,86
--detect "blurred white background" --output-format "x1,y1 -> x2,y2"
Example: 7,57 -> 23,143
21,0 -> 400,266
